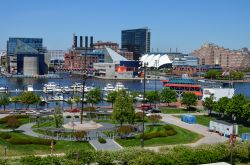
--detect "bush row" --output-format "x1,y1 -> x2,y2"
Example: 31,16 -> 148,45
0,132 -> 55,145
0,115 -> 28,124
139,125 -> 177,140
3,142 -> 250,165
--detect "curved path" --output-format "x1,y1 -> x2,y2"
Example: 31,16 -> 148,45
146,114 -> 227,151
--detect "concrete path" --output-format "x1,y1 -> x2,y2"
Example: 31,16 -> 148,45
145,114 -> 227,151
16,122 -> 41,138
89,139 -> 122,151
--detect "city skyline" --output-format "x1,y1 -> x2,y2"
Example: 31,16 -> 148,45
0,0 -> 249,53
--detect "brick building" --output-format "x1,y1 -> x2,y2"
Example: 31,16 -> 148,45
192,43 -> 250,70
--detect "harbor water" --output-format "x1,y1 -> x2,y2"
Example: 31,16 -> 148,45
0,73 -> 248,109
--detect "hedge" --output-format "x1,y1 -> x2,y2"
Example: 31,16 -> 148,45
2,142 -> 250,164
0,132 -> 55,145
139,125 -> 177,140
0,115 -> 28,124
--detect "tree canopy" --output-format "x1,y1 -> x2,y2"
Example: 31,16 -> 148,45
0,94 -> 10,111
86,88 -> 101,107
106,91 -> 117,107
145,91 -> 159,105
160,88 -> 177,106
181,92 -> 197,110
112,90 -> 135,126
19,92 -> 40,110
203,95 -> 215,115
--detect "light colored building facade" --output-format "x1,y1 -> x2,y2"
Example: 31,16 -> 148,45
47,50 -> 66,61
93,41 -> 134,60
192,43 -> 250,70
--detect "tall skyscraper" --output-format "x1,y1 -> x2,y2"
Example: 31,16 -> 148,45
121,27 -> 150,60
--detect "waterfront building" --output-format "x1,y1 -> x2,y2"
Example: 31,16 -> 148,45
121,27 -> 150,60
93,41 -> 134,60
47,50 -> 66,61
192,43 -> 250,70
6,37 -> 48,75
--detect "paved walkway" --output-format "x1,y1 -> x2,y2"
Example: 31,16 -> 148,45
145,114 -> 227,151
89,139 -> 122,151
16,122 -> 41,138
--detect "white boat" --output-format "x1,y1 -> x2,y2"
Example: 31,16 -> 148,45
27,85 -> 33,91
71,82 -> 83,91
53,93 -> 64,101
62,86 -> 71,93
103,83 -> 115,92
0,87 -> 7,93
49,93 -> 64,101
43,82 -> 59,93
115,82 -> 127,91
135,94 -> 144,102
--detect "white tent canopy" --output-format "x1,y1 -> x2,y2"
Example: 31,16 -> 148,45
140,54 -> 172,67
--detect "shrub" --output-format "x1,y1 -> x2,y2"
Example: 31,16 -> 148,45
117,125 -> 133,137
98,137 -> 106,144
8,136 -> 54,145
0,132 -> 11,139
74,131 -> 87,141
7,116 -> 21,130
139,125 -> 177,140
148,114 -> 162,125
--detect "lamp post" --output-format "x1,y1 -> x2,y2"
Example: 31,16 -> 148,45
141,62 -> 148,148
80,36 -> 88,124
4,146 -> 7,165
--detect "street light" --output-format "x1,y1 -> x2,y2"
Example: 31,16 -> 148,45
4,146 -> 7,164
141,62 -> 148,148
80,36 -> 88,124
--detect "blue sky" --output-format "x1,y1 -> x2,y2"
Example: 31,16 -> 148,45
0,0 -> 249,53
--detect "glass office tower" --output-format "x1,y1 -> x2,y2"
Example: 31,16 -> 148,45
6,37 -> 47,75
121,27 -> 150,60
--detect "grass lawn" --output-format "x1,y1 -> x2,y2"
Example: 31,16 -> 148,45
0,132 -> 93,157
160,107 -> 196,114
116,124 -> 202,147
191,115 -> 250,136
32,121 -> 55,128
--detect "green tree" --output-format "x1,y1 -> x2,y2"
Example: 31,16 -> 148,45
181,92 -> 197,110
203,95 -> 215,116
226,94 -> 248,121
145,91 -> 159,105
73,95 -> 81,108
106,91 -> 117,108
19,92 -> 39,110
54,106 -> 64,128
204,70 -> 221,79
160,88 -> 177,106
66,98 -> 74,109
112,90 -> 135,126
242,103 -> 250,122
129,91 -> 140,103
0,94 -> 10,111
215,97 -> 230,117
86,88 -> 101,108
11,96 -> 20,109
7,116 -> 21,131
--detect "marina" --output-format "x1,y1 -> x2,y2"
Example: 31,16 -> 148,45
0,73 -> 249,109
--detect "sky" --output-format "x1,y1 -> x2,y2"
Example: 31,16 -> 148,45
0,0 -> 249,53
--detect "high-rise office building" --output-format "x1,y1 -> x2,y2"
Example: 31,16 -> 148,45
121,27 -> 150,60
6,37 -> 48,75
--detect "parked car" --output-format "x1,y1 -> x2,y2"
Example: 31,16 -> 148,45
141,104 -> 152,111
39,109 -> 51,114
148,108 -> 161,113
9,110 -> 21,114
25,110 -> 39,115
